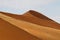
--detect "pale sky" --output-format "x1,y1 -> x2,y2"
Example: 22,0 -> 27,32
0,0 -> 60,23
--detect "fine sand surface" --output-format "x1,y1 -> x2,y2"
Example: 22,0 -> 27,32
0,10 -> 60,29
0,15 -> 40,40
0,13 -> 60,40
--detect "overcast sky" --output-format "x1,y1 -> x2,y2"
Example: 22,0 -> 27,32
0,0 -> 60,23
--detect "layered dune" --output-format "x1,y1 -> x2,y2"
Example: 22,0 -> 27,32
0,14 -> 40,40
0,12 -> 60,40
0,10 -> 60,29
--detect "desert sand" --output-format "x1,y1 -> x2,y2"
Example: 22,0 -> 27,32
0,10 -> 60,29
0,12 -> 60,40
0,13 -> 40,40
0,10 -> 60,40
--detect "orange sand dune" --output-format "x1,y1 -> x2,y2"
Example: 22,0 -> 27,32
0,13 -> 60,40
0,10 -> 60,29
0,16 -> 40,40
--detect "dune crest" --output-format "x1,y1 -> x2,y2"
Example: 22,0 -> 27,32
0,10 -> 60,29
23,10 -> 51,20
0,13 -> 40,40
0,10 -> 60,40
0,13 -> 60,40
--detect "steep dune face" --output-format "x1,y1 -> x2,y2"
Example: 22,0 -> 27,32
23,10 -> 51,20
0,17 -> 40,40
23,10 -> 60,29
0,10 -> 60,29
0,13 -> 60,40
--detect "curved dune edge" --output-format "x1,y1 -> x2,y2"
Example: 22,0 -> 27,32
0,13 -> 60,40
1,11 -> 60,30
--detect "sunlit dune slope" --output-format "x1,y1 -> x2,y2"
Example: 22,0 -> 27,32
0,16 -> 40,40
0,10 -> 60,29
0,13 -> 60,40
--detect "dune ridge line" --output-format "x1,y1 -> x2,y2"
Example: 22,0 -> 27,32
1,11 -> 60,30
0,13 -> 60,40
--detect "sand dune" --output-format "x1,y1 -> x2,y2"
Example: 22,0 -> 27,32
23,10 -> 51,20
0,14 -> 40,40
0,13 -> 60,40
0,10 -> 60,29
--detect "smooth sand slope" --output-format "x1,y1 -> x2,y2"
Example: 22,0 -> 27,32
0,16 -> 40,40
0,13 -> 60,40
0,10 -> 60,29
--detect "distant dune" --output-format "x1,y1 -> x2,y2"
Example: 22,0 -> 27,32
0,12 -> 60,40
0,10 -> 60,29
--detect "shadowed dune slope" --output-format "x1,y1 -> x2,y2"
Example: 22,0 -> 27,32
0,10 -> 60,29
23,10 -> 51,20
0,18 -> 40,40
23,10 -> 60,29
